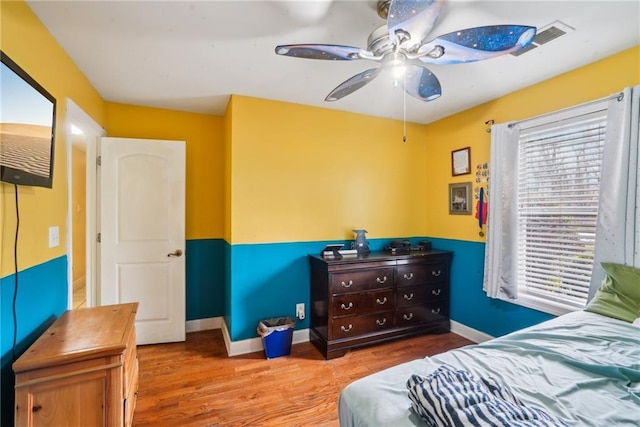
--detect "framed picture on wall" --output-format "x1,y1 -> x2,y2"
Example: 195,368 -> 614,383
449,182 -> 472,215
451,147 -> 471,176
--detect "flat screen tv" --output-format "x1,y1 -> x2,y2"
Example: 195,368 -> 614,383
0,51 -> 56,188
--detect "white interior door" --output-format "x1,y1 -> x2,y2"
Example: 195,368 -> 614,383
99,137 -> 186,345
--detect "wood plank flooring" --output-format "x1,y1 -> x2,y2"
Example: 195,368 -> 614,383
132,330 -> 474,427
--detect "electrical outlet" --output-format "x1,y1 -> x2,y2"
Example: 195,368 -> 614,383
49,226 -> 59,248
296,303 -> 305,320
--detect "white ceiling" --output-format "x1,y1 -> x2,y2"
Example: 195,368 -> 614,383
28,0 -> 640,125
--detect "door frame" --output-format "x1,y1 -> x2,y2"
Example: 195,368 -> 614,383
65,99 -> 105,309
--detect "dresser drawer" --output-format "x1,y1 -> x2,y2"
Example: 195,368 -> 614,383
396,284 -> 449,308
330,311 -> 393,339
397,263 -> 447,286
332,290 -> 394,317
329,268 -> 394,294
395,301 -> 449,325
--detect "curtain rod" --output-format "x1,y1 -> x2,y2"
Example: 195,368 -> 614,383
507,91 -> 624,129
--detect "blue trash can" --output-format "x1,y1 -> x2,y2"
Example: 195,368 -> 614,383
257,317 -> 295,359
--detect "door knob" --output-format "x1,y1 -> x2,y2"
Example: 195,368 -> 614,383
167,249 -> 183,257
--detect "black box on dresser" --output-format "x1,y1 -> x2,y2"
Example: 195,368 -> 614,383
308,250 -> 453,359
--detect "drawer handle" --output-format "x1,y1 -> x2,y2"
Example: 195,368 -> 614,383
403,272 -> 414,280
32,405 -> 43,413
431,270 -> 442,277
432,308 -> 441,314
341,280 -> 353,288
341,324 -> 353,332
432,289 -> 442,296
403,293 -> 414,300
376,297 -> 388,305
376,318 -> 387,326
341,302 -> 353,310
403,312 -> 414,321
376,276 -> 388,284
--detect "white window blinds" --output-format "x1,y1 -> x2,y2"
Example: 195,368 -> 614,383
517,110 -> 607,308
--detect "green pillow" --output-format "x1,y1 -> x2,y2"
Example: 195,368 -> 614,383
585,262 -> 640,323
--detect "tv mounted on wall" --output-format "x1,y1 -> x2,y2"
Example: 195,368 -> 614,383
0,51 -> 56,189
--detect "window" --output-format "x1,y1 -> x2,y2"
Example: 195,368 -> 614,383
483,87 -> 639,316
517,110 -> 607,310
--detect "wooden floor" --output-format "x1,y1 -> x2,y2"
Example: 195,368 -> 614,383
132,330 -> 473,427
72,280 -> 86,309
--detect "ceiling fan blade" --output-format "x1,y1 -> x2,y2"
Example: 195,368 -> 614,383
400,64 -> 441,101
418,25 -> 537,64
325,67 -> 381,101
387,0 -> 443,51
275,44 -> 369,60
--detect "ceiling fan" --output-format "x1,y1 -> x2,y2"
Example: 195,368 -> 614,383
275,0 -> 536,103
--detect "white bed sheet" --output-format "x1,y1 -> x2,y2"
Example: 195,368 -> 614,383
338,311 -> 640,426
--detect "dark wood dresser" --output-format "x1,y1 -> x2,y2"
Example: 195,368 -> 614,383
309,250 -> 453,359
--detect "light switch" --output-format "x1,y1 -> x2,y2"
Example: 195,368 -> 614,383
49,226 -> 59,248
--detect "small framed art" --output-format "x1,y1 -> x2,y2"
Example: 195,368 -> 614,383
451,147 -> 471,176
449,182 -> 472,215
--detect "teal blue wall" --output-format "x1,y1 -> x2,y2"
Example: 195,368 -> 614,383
223,237 -> 554,342
185,239 -> 226,320
228,241 -> 316,341
224,241 -> 232,333
1,256 -> 68,426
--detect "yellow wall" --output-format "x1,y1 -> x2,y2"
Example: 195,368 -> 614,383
228,96 -> 430,244
103,103 -> 225,240
223,97 -> 233,243
0,1 -> 104,277
425,46 -> 640,242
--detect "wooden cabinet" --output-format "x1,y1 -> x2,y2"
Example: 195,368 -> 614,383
309,251 -> 452,359
13,303 -> 139,427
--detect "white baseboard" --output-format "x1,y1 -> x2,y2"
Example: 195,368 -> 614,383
186,317 -> 491,354
185,316 -> 309,357
450,320 -> 494,343
185,317 -> 223,333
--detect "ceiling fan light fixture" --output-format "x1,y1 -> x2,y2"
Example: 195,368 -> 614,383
392,64 -> 407,79
384,52 -> 408,78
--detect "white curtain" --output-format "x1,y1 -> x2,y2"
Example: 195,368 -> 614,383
482,123 -> 520,300
588,86 -> 640,300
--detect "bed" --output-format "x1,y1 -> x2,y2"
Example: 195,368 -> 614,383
338,310 -> 640,426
